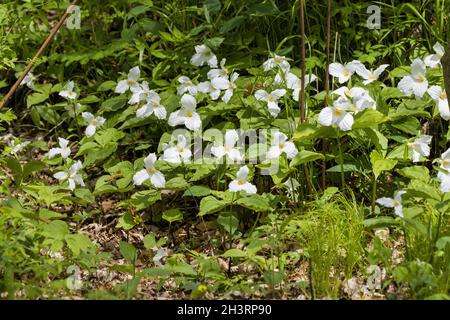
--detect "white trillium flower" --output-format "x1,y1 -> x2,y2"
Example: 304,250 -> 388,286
263,55 -> 290,73
128,81 -> 150,105
329,61 -> 361,84
59,81 -> 78,100
53,161 -> 85,191
376,191 -> 406,218
48,138 -> 71,159
168,94 -> 202,131
136,90 -> 167,119
9,140 -> 30,154
427,86 -> 449,120
424,42 -> 444,68
354,63 -> 389,84
211,130 -> 243,162
162,135 -> 192,164
274,72 -> 317,102
133,153 -> 165,188
177,76 -> 198,96
397,58 -> 428,98
20,72 -> 36,89
82,112 -> 106,137
407,135 -> 432,162
438,148 -> 450,192
333,86 -> 376,113
197,80 -> 223,100
255,89 -> 287,117
318,98 -> 354,131
229,165 -> 257,194
220,72 -> 239,103
267,131 -> 298,160
207,58 -> 229,80
190,44 -> 218,68
115,66 -> 141,94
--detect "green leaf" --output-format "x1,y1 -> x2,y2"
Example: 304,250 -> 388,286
397,166 -> 430,182
22,160 -> 46,180
117,212 -> 138,230
436,236 -> 450,250
5,157 -> 23,185
235,194 -> 273,212
407,179 -> 440,201
42,220 -> 69,240
363,216 -> 400,229
165,177 -> 189,190
65,234 -> 94,256
97,80 -> 117,92
198,196 -> 228,216
290,150 -> 324,167
353,109 -> 388,129
219,16 -> 245,33
130,190 -> 161,211
100,96 -> 128,112
222,248 -> 246,258
162,208 -> 183,223
143,234 -> 156,250
119,241 -> 137,264
370,150 -> 397,179
183,185 -> 211,197
217,213 -> 239,235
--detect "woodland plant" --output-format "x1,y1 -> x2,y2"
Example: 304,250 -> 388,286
0,0 -> 449,300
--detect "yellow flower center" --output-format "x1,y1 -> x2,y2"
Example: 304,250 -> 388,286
393,200 -> 400,206
343,70 -> 350,77
368,74 -> 376,80
186,111 -> 193,117
177,147 -> 184,153
334,107 -> 343,116
128,79 -> 134,86
152,101 -> 159,107
274,57 -> 282,63
91,119 -> 97,125
267,95 -> 274,102
440,92 -> 447,100
147,167 -> 156,175
416,74 -> 425,82
279,143 -> 285,149
443,159 -> 449,168
238,179 -> 246,185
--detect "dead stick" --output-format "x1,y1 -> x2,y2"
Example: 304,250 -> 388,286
0,0 -> 80,111
299,0 -> 306,123
321,0 -> 331,190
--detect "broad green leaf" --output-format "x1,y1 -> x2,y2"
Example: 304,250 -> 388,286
222,248 -> 246,258
162,208 -> 183,223
198,195 -> 228,216
130,190 -> 161,211
117,212 -> 138,230
119,241 -> 137,264
235,194 -> 273,212
290,150 -> 324,167
363,216 -> 400,229
397,166 -> 430,182
217,213 -> 239,235
353,109 -> 388,129
183,185 -> 211,197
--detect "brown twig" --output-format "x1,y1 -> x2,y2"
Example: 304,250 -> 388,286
321,0 -> 332,190
299,0 -> 306,123
0,0 -> 80,111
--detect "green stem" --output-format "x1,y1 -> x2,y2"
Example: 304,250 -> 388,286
371,176 -> 377,214
337,134 -> 345,188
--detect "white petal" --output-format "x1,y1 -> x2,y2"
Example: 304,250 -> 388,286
154,106 -> 167,120
255,90 -> 269,101
48,148 -> 61,159
144,153 -> 157,167
150,171 -> 166,188
53,171 -> 68,180
318,107 -> 334,126
283,142 -> 298,159
128,66 -> 140,81
85,124 -> 96,137
133,169 -> 150,186
337,113 -> 354,131
376,197 -> 395,208
236,166 -> 249,180
115,80 -> 129,94
181,94 -> 196,109
184,112 -> 202,131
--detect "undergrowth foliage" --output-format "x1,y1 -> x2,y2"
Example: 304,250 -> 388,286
0,0 -> 449,300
